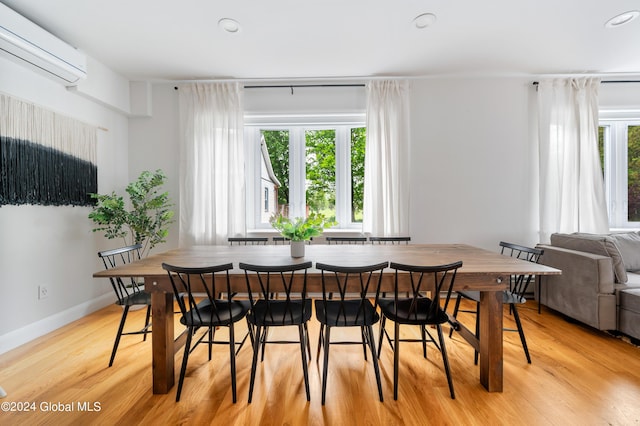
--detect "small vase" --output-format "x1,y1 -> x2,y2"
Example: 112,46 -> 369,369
290,240 -> 305,258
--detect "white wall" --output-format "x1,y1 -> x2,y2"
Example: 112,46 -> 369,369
0,56 -> 130,353
409,77 -> 538,250
130,78 -> 539,253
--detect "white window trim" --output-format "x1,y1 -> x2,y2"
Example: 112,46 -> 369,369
599,115 -> 640,229
244,113 -> 365,231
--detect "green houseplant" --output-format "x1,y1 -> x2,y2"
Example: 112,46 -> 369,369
88,169 -> 175,257
270,212 -> 336,257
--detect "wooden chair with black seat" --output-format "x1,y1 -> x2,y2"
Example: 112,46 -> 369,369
315,261 -> 389,405
325,236 -> 367,244
369,236 -> 411,244
378,260 -> 463,400
97,244 -> 151,367
449,241 -> 543,364
239,261 -> 314,402
228,237 -> 269,245
161,262 -> 252,402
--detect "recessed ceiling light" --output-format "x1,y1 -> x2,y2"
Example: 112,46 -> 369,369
605,10 -> 639,28
413,13 -> 437,29
218,18 -> 240,33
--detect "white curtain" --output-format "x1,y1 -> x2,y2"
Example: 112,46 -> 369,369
537,78 -> 609,242
178,82 -> 246,246
363,80 -> 410,236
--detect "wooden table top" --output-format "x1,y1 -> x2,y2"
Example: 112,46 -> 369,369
94,243 -> 560,278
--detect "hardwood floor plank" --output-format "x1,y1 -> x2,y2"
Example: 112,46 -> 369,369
1,300 -> 640,425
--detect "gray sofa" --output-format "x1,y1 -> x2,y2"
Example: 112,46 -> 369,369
537,232 -> 640,341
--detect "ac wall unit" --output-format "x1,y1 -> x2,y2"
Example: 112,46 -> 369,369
0,3 -> 87,85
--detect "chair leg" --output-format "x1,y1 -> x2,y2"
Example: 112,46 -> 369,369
142,305 -> 151,342
260,327 -> 268,362
229,324 -> 237,403
449,294 -> 462,338
109,305 -> 130,367
393,321 -> 400,400
437,325 -> 455,399
361,326 -> 368,361
316,324 -> 324,361
421,326 -> 427,358
298,324 -> 311,401
377,316 -> 386,358
474,302 -> 480,365
248,324 -> 262,403
176,327 -> 193,402
368,324 -> 383,402
208,327 -> 214,360
321,326 -> 331,405
303,322 -> 312,360
511,304 -> 531,363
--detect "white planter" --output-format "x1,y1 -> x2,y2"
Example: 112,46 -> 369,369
290,240 -> 305,258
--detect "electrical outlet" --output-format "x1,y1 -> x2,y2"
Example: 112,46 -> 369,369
38,285 -> 49,300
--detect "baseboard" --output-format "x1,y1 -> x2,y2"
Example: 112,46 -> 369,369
0,293 -> 114,355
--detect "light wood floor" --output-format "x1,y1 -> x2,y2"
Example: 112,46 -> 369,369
1,300 -> 640,426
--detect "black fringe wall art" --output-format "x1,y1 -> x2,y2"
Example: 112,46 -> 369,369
0,93 -> 97,207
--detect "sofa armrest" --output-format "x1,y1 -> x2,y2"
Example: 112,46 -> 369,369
537,244 -> 616,330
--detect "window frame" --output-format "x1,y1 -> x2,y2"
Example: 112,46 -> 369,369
244,114 -> 366,230
599,116 -> 640,228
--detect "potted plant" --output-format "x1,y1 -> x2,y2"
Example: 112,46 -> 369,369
270,212 -> 337,257
88,169 -> 175,257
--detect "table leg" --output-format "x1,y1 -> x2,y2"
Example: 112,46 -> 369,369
151,291 -> 174,394
479,290 -> 503,392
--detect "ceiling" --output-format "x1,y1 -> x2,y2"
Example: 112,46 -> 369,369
3,0 -> 640,82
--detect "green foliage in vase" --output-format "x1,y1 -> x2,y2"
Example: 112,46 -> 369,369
88,169 -> 175,256
270,212 -> 337,241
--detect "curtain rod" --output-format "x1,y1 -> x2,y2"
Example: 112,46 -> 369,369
174,83 -> 366,92
532,80 -> 640,86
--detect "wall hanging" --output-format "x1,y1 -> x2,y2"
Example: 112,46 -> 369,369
0,93 -> 97,207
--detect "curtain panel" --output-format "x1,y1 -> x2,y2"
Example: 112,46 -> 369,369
537,78 -> 609,242
363,80 -> 410,236
178,83 -> 246,246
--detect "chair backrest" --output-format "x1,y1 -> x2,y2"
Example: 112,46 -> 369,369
162,262 -> 235,325
239,261 -> 313,325
389,261 -> 463,323
272,236 -> 290,245
228,237 -> 269,245
98,244 -> 143,303
326,236 -> 367,245
369,236 -> 411,245
315,262 -> 389,326
499,241 -> 544,299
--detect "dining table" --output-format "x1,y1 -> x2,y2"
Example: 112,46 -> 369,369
93,243 -> 560,395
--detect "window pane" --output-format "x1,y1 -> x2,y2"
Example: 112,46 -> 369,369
598,126 -> 605,179
351,128 -> 365,223
262,130 -> 289,219
305,130 -> 336,221
629,126 -> 640,222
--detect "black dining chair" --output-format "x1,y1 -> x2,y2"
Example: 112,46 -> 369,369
449,242 -> 543,364
378,260 -> 463,400
97,244 -> 150,367
239,261 -> 314,402
326,236 -> 367,244
162,262 -> 252,402
369,236 -> 411,244
228,237 -> 269,245
315,261 -> 389,404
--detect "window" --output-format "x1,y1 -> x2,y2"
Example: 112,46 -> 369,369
598,119 -> 640,227
246,121 -> 365,229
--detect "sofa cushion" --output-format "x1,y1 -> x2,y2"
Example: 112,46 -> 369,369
619,288 -> 640,313
609,232 -> 640,271
550,233 -> 627,283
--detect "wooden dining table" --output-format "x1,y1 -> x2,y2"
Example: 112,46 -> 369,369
93,243 -> 560,395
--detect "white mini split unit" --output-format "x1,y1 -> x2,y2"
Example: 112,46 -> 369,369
0,3 -> 87,85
